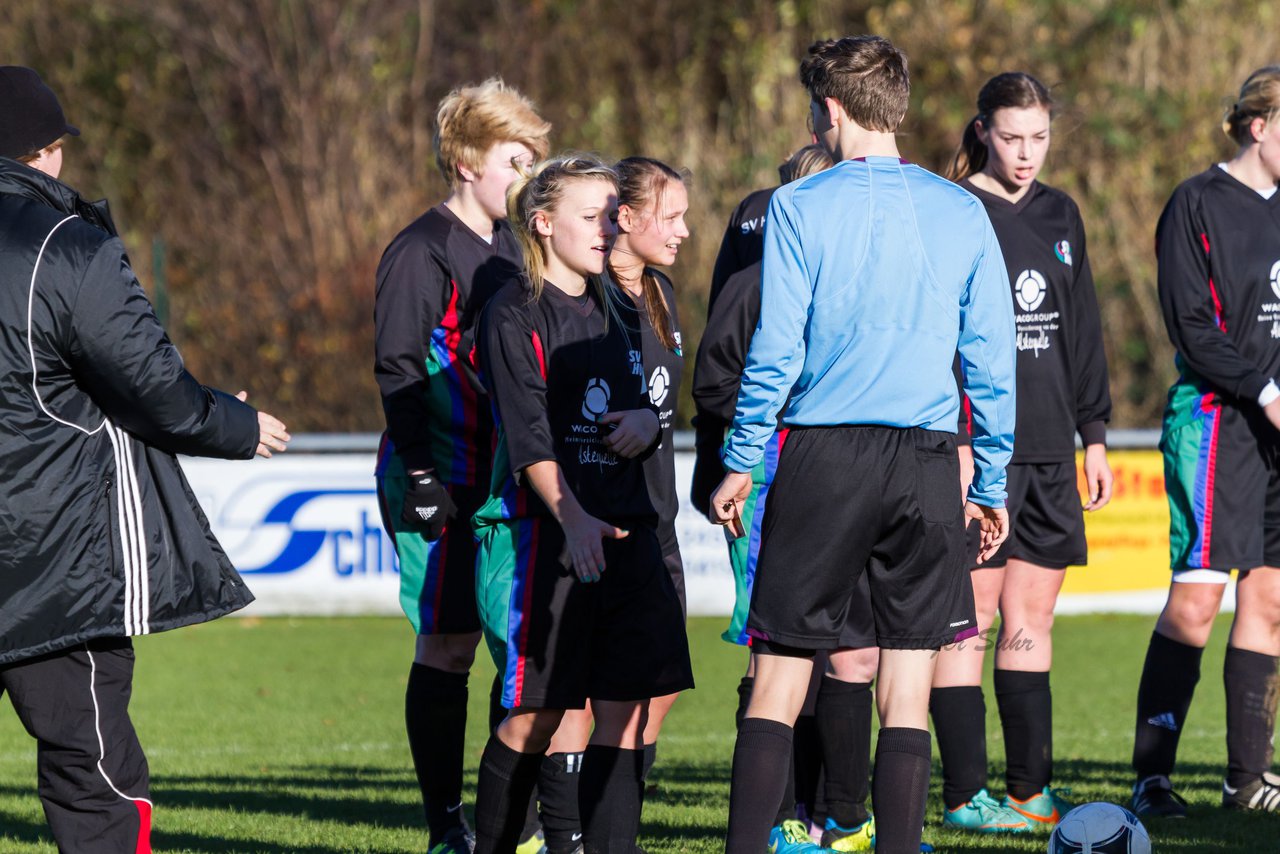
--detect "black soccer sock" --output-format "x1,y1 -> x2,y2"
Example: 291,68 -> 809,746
1133,631 -> 1204,780
406,663 -> 469,840
816,677 -> 873,827
735,676 -> 754,730
539,751 -> 583,854
1224,646 -> 1280,789
994,669 -> 1053,800
641,742 -> 658,781
930,685 -> 989,810
474,738 -> 544,854
773,747 -> 798,827
579,745 -> 644,853
870,728 -> 932,854
792,713 -> 822,823
726,718 -> 794,853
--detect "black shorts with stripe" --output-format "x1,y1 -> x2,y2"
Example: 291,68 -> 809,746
746,426 -> 977,651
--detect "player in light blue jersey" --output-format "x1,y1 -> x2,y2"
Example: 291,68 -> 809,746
710,35 -> 1017,854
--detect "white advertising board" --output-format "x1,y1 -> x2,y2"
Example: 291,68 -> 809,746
180,452 -> 738,618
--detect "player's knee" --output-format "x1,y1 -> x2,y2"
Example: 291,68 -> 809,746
414,632 -> 480,671
828,646 -> 879,682
1160,590 -> 1221,637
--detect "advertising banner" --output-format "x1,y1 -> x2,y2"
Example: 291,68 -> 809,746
182,447 -> 1216,617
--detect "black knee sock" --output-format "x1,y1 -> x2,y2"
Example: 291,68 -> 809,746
407,663 -> 469,840
1133,631 -> 1204,780
816,677 -> 873,827
792,713 -> 822,823
1224,646 -> 1280,789
871,728 -> 931,854
930,685 -> 988,809
539,751 -> 583,854
726,718 -> 794,853
475,738 -> 544,854
735,676 -> 754,730
994,669 -> 1052,800
641,742 -> 658,781
579,745 -> 644,853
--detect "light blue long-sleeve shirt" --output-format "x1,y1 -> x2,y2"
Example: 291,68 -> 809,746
723,156 -> 1017,507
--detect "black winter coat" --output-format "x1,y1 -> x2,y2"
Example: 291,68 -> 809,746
0,159 -> 258,665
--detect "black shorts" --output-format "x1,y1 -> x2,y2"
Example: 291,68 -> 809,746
664,548 -> 687,618
969,461 -> 1086,570
478,520 -> 695,710
746,426 -> 977,651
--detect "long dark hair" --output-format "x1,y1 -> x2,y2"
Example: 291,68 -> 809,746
610,156 -> 687,350
947,72 -> 1053,183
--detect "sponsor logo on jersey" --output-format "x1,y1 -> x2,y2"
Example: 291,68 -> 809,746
629,348 -> 643,376
1014,269 -> 1047,312
648,366 -> 671,408
582,377 -> 611,422
1271,260 -> 1280,301
1055,239 -> 1073,266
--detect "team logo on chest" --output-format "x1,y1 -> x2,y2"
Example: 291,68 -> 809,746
582,378 -> 611,422
1014,269 -> 1048,312
648,366 -> 671,408
1055,239 -> 1073,266
1270,260 -> 1280,301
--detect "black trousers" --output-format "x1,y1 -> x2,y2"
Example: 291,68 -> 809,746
1,638 -> 151,853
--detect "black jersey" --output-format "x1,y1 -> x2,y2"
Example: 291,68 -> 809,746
693,261 -> 761,424
475,277 -> 658,525
689,261 -> 762,514
373,204 -> 522,484
708,187 -> 773,311
961,179 -> 1111,461
1157,166 -> 1280,405
616,270 -> 684,555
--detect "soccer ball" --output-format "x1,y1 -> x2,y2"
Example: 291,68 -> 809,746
1048,803 -> 1150,854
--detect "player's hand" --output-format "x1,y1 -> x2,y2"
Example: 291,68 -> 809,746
400,469 -> 457,541
957,443 -> 975,503
560,506 -> 628,583
1082,444 -> 1113,511
710,470 -> 753,534
965,501 -> 1009,564
1265,397 -> 1280,434
600,409 -> 660,458
236,391 -> 290,458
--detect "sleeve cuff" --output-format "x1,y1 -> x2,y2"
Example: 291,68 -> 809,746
1259,380 -> 1280,408
1077,420 -> 1107,448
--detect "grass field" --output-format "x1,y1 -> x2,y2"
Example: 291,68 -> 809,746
0,614 -> 1276,853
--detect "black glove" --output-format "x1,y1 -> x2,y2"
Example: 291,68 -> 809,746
400,470 -> 457,540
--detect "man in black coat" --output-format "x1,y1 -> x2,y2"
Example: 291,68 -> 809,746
0,66 -> 289,852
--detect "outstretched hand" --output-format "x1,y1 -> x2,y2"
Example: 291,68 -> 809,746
236,391 -> 290,458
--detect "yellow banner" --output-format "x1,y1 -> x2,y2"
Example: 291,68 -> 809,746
1064,449 -> 1173,594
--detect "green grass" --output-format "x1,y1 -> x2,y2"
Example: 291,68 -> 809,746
0,615 -> 1273,852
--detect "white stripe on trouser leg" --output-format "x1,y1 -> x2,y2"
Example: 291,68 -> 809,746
104,426 -> 137,635
117,432 -> 150,633
86,648 -> 153,808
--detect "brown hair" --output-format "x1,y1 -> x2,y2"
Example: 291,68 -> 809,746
434,78 -> 552,188
610,156 -> 687,350
799,36 -> 909,133
778,143 -> 834,184
506,153 -> 623,327
948,72 -> 1053,183
16,136 -> 63,165
1223,66 -> 1280,146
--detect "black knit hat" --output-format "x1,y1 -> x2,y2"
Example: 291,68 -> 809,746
0,66 -> 79,160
